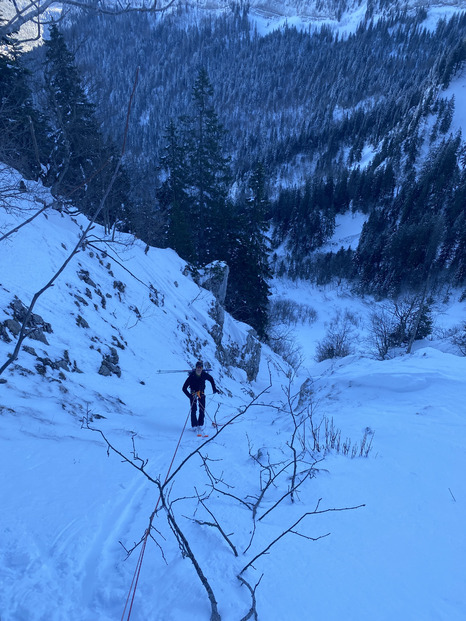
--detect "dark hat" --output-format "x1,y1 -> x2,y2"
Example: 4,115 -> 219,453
195,360 -> 203,368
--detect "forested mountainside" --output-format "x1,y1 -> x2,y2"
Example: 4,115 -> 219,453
3,2 -> 466,336
61,5 -> 462,180
173,0 -> 466,22
58,5 -> 466,295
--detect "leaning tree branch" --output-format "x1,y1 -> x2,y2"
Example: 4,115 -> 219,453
158,482 -> 221,621
0,0 -> 178,43
86,240 -> 151,289
0,203 -> 50,243
84,420 -> 158,486
0,67 -> 139,377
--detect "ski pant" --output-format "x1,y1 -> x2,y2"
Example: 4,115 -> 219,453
190,392 -> 205,427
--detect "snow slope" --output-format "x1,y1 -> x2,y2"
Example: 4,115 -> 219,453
1,169 -> 466,620
176,0 -> 466,36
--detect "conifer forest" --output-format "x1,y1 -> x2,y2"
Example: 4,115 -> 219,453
2,1 -> 466,335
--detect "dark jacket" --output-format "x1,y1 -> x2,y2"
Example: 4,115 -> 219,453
182,370 -> 217,398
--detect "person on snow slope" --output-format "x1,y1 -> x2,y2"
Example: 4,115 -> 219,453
182,360 -> 218,430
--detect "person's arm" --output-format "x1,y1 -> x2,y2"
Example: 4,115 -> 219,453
182,376 -> 192,398
205,372 -> 218,393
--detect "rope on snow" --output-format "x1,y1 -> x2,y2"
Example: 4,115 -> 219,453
120,407 -> 191,621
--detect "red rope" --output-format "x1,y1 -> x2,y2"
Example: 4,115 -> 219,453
121,410 -> 191,620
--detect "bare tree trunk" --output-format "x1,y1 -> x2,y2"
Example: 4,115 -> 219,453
160,487 -> 221,621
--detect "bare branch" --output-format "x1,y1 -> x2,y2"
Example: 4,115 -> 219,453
191,493 -> 238,557
199,453 -> 233,490
86,240 -> 152,290
158,483 -> 221,621
0,67 -> 139,376
131,432 -> 148,468
0,0 -> 178,43
257,467 -> 317,522
240,502 -> 365,575
0,202 -> 50,243
119,523 -> 166,563
209,486 -> 254,512
237,574 -> 263,621
85,421 -> 158,485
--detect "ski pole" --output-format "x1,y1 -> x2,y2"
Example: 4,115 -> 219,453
155,368 -> 212,374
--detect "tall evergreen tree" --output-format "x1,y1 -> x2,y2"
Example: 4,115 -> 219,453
159,79 -> 271,336
187,67 -> 230,264
44,24 -> 130,226
45,24 -> 101,200
0,42 -> 49,179
160,68 -> 230,265
157,119 -> 194,260
225,162 -> 271,338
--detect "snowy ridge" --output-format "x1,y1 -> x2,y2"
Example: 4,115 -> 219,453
174,0 -> 466,35
1,168 -> 466,619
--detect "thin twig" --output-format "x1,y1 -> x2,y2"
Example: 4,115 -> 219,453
240,502 -> 365,575
194,495 -> 238,557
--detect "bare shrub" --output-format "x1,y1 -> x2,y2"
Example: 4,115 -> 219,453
267,325 -> 303,370
308,413 -> 374,458
269,299 -> 318,326
452,323 -> 466,356
367,295 -> 434,359
367,306 -> 398,360
315,309 -> 358,362
280,371 -> 375,460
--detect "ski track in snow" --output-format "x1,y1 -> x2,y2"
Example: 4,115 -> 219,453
1,165 -> 466,620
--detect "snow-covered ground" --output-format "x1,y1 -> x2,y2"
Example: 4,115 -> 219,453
1,170 -> 466,621
444,64 -> 466,136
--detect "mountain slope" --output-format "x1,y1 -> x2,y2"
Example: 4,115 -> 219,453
13,3 -> 464,297
1,168 -> 466,620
